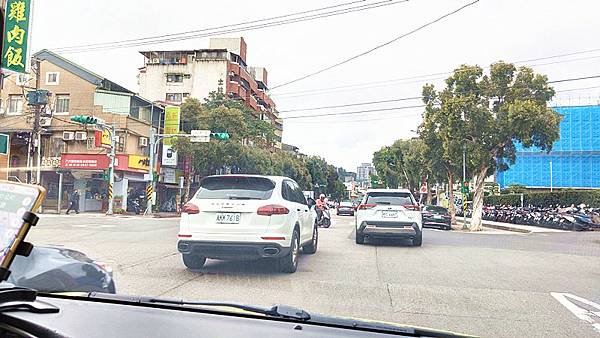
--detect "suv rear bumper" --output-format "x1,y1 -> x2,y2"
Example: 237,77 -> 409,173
357,221 -> 421,239
178,240 -> 291,260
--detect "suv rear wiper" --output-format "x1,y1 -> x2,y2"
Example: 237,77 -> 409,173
87,292 -> 310,320
228,196 -> 261,200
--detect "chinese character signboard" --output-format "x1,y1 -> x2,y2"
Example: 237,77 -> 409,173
128,155 -> 150,171
2,0 -> 32,74
162,106 -> 180,166
60,154 -> 110,170
94,130 -> 111,148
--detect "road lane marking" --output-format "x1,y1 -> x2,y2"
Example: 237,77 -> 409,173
551,292 -> 600,333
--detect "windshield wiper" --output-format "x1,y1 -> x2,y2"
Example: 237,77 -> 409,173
228,196 -> 262,200
87,293 -> 310,320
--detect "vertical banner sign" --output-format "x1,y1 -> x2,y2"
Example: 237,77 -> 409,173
2,0 -> 32,74
162,106 -> 180,166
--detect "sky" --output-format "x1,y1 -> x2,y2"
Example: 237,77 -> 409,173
29,0 -> 600,172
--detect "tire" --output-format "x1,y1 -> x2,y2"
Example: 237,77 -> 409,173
355,231 -> 365,244
302,226 -> 318,254
182,254 -> 206,270
278,230 -> 300,273
322,218 -> 331,228
412,232 -> 423,246
445,224 -> 451,231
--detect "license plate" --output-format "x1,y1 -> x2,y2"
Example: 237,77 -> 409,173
434,215 -> 443,219
216,213 -> 241,224
382,211 -> 398,218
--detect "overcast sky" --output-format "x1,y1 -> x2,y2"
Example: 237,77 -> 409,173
30,0 -> 600,172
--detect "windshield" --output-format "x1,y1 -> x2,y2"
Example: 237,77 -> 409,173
424,206 -> 448,213
366,192 -> 414,205
4,1 -> 600,337
194,176 -> 275,200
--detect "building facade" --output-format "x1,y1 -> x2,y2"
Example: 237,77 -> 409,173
0,49 -> 163,212
356,163 -> 375,182
137,37 -> 283,148
497,105 -> 600,189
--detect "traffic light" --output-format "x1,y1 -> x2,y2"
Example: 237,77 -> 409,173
70,115 -> 99,124
461,181 -> 470,194
210,132 -> 230,140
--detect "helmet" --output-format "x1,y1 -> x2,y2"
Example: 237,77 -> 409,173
319,194 -> 325,199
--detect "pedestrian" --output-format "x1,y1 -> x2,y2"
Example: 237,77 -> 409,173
65,190 -> 80,214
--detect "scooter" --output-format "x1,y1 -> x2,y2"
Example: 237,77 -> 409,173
316,207 -> 331,228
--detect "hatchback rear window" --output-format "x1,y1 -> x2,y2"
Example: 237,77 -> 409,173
195,176 -> 275,200
366,192 -> 414,205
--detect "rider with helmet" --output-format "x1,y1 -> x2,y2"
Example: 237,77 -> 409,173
316,194 -> 328,223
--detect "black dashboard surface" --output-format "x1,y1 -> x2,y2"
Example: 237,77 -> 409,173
0,296 -> 423,338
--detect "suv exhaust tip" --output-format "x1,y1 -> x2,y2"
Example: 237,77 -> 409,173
263,247 -> 280,256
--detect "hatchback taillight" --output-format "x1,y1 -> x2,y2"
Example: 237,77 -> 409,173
404,204 -> 421,211
257,204 -> 289,216
358,204 -> 376,210
182,202 -> 200,214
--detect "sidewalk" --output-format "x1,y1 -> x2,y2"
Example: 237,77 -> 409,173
464,217 -> 567,234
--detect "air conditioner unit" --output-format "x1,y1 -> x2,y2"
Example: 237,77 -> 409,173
62,131 -> 74,141
139,137 -> 149,147
39,117 -> 52,127
74,131 -> 87,141
151,58 -> 159,63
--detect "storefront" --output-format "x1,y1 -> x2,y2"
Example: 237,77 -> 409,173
56,153 -> 150,213
157,167 -> 184,212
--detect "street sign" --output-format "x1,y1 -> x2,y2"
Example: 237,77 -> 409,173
0,134 -> 9,155
419,184 -> 427,194
2,0 -> 33,75
190,129 -> 210,143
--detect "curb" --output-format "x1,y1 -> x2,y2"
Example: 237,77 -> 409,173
153,213 -> 181,218
481,222 -> 531,233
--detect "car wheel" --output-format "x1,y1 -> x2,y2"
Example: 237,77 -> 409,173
302,226 -> 318,254
412,232 -> 422,246
355,231 -> 365,244
278,230 -> 300,273
445,225 -> 451,231
182,254 -> 206,270
322,218 -> 331,228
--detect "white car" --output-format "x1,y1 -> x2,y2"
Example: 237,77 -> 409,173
355,189 -> 423,246
177,175 -> 318,273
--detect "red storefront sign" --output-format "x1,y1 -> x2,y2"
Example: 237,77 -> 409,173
60,154 -> 109,170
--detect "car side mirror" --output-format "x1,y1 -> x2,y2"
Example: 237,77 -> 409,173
307,198 -> 316,208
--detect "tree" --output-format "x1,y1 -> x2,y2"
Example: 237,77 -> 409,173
372,139 -> 428,192
422,62 -> 561,231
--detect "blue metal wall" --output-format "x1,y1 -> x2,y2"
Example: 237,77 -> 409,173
497,105 -> 600,188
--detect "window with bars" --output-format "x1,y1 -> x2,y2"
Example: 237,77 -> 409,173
8,95 -> 23,115
55,94 -> 70,114
166,93 -> 183,102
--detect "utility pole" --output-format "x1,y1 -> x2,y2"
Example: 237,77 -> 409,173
107,122 -> 116,215
145,130 -> 156,215
462,143 -> 468,230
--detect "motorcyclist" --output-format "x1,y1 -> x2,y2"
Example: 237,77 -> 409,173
316,194 -> 327,222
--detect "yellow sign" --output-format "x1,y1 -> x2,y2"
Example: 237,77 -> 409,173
128,155 -> 150,171
163,106 -> 180,146
101,129 -> 111,147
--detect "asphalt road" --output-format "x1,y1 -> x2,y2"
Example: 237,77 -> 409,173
28,213 -> 600,337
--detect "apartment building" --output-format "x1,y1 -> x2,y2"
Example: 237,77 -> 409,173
0,49 -> 163,212
137,37 -> 283,148
357,163 -> 375,182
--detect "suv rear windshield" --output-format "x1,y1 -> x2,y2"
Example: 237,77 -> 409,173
366,192 -> 414,205
195,176 -> 275,200
424,206 -> 448,213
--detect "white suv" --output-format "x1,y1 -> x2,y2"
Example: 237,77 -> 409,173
355,189 -> 423,246
177,175 -> 318,273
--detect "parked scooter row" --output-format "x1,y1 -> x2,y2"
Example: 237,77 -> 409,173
457,204 -> 600,231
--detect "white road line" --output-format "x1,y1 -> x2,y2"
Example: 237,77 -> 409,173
551,292 -> 600,333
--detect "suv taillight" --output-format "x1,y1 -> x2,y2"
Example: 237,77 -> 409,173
358,204 -> 376,210
404,204 -> 421,211
182,203 -> 200,214
257,204 -> 289,216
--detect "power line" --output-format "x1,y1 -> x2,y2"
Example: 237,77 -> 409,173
278,96 -> 422,113
270,0 -> 480,90
53,0 -> 367,51
283,104 -> 425,119
548,75 -> 600,84
55,0 -> 409,54
272,53 -> 600,98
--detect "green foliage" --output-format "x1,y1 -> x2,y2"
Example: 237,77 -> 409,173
421,62 -> 562,230
502,183 -> 527,194
372,138 -> 427,191
485,190 -> 600,207
174,92 -> 344,197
